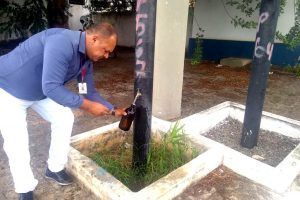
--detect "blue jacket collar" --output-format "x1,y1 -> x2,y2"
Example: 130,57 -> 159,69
79,31 -> 86,55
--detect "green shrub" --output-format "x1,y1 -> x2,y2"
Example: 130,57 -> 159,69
191,31 -> 204,66
90,122 -> 200,191
284,63 -> 300,77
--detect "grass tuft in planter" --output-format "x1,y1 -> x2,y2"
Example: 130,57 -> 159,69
89,122 -> 200,191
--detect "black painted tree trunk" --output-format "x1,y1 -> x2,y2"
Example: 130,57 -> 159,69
241,0 -> 280,148
132,0 -> 157,171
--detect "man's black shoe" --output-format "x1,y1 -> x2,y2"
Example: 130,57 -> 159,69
45,168 -> 73,185
19,191 -> 33,200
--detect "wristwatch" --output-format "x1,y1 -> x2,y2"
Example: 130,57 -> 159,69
111,107 -> 117,116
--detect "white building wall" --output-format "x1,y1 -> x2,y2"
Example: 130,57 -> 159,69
68,4 -> 90,31
92,14 -> 135,47
192,0 -> 295,42
68,5 -> 135,47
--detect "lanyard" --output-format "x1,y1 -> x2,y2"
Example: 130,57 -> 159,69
80,56 -> 86,83
79,31 -> 87,83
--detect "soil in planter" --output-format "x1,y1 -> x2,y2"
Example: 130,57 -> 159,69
203,118 -> 300,167
174,165 -> 283,200
73,126 -> 206,192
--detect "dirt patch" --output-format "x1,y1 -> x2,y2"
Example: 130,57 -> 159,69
202,118 -> 300,167
181,61 -> 300,121
184,62 -> 250,90
174,166 -> 283,200
73,130 -> 132,157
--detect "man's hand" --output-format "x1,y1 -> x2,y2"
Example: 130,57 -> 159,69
112,108 -> 126,117
80,99 -> 110,116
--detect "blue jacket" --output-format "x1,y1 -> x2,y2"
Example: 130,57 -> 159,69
0,28 -> 113,110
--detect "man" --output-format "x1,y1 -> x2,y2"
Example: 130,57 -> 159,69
0,23 -> 125,200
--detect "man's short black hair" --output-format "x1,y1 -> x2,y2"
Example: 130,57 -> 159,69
86,22 -> 117,38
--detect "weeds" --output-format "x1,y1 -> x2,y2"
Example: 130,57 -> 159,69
191,27 -> 205,66
283,63 -> 300,77
90,122 -> 200,191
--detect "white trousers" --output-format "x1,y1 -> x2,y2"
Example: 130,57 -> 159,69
0,89 -> 74,193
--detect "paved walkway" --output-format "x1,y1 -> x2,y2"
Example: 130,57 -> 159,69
0,49 -> 300,199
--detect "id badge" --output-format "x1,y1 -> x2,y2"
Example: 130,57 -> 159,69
78,82 -> 87,94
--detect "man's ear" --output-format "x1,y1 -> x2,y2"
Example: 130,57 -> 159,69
92,35 -> 98,43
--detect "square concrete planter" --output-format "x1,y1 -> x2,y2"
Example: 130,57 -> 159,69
67,117 -> 221,200
180,101 -> 300,193
67,101 -> 300,199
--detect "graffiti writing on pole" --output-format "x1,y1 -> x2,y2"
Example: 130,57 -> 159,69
136,0 -> 148,78
254,12 -> 274,61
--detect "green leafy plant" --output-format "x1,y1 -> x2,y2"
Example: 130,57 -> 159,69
283,63 -> 300,77
225,0 -> 287,28
81,0 -> 136,30
191,28 -> 204,66
276,26 -> 300,50
276,0 -> 300,50
90,122 -> 200,191
85,0 -> 136,14
0,0 -> 47,39
0,0 -> 71,40
223,0 -> 300,49
145,122 -> 199,181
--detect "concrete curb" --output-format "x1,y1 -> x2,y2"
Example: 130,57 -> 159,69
67,101 -> 300,198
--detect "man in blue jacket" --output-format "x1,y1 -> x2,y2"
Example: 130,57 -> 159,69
0,22 -> 125,200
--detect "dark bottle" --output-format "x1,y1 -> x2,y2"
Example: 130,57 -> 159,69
119,104 -> 136,131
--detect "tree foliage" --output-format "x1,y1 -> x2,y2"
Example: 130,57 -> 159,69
85,0 -> 136,14
224,0 -> 287,28
0,0 -> 70,40
0,0 -> 47,39
276,0 -> 300,50
223,0 -> 299,49
81,0 -> 136,30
